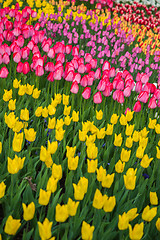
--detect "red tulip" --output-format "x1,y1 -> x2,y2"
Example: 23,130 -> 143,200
82,87 -> 91,99
56,53 -> 65,63
93,91 -> 102,104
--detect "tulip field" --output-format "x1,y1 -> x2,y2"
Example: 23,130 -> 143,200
1,0 -> 160,239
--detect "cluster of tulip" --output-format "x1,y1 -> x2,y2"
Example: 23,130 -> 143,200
113,1 -> 160,31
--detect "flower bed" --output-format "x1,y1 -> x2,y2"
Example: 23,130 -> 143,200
0,1 -> 160,240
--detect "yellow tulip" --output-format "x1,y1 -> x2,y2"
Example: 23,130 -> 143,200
142,205 -> 157,222
38,218 -> 52,240
150,192 -> 158,205
55,204 -> 69,222
22,202 -> 35,221
129,222 -> 144,240
38,189 -> 51,206
81,221 -> 95,240
4,215 -> 21,235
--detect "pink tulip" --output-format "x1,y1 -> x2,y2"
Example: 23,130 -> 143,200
12,27 -> 21,37
56,53 -> 65,63
123,86 -> 131,97
73,73 -> 81,83
133,101 -> 141,112
23,62 -> 30,75
135,81 -> 142,93
53,66 -> 63,80
94,68 -> 101,80
93,91 -> 102,104
102,60 -> 110,71
44,62 -> 54,72
87,75 -> 94,86
97,79 -> 107,91
47,48 -> 55,58
125,79 -> 135,90
141,73 -> 149,84
2,53 -> 10,64
16,35 -> 24,48
148,97 -> 157,109
82,87 -> 91,99
102,82 -> 113,97
70,81 -> 79,94
80,76 -> 88,87
35,65 -> 44,76
21,46 -> 30,59
116,79 -> 124,90
72,46 -> 79,56
65,45 -> 72,54
109,67 -> 116,78
54,42 -> 65,54
153,89 -> 160,100
42,42 -> 50,53
122,70 -> 130,79
47,72 -> 54,82
34,23 -> 40,31
85,53 -> 92,63
0,66 -> 9,78
85,63 -> 92,73
137,91 -> 149,103
117,90 -> 124,104
71,59 -> 78,69
65,70 -> 74,82
78,63 -> 85,74
27,40 -> 34,50
17,62 -> 23,73
90,59 -> 97,69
